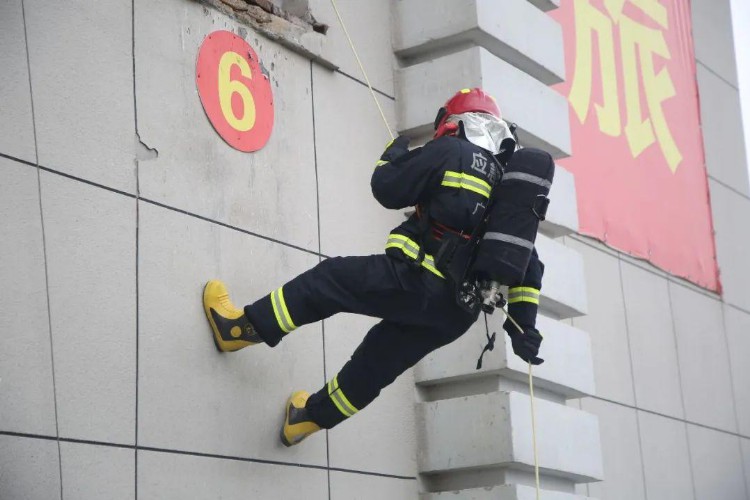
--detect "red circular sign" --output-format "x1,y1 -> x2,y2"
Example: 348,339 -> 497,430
196,30 -> 274,152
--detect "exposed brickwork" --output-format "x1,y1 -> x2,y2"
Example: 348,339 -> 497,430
212,0 -> 327,33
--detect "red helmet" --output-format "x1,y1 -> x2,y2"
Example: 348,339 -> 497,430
434,88 -> 501,138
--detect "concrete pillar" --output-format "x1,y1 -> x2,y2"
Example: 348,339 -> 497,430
394,1 -> 603,496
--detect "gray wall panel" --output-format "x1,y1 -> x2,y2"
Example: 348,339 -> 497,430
0,0 -> 36,163
691,0 -> 739,86
134,0 -> 319,252
671,282 -> 737,433
697,64 -> 749,196
60,442 -> 135,500
330,471 -> 418,500
709,180 -> 750,312
567,238 -> 635,405
637,411 -> 695,500
137,201 -> 326,464
41,172 -> 137,444
312,65 -> 402,257
688,424 -> 747,500
138,450 -> 329,499
723,305 -> 750,436
309,0 -> 395,95
582,398 -> 646,500
24,0 -> 136,193
620,261 -> 684,418
0,436 -> 61,500
0,159 -> 56,436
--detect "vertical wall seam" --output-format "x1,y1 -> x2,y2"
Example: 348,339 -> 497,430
21,0 -> 64,497
719,303 -> 743,434
131,0 -> 140,497
665,282 -> 699,500
664,282 -> 689,418
719,304 -> 750,500
616,258 -> 649,500
615,259 -> 640,407
310,59 -> 331,500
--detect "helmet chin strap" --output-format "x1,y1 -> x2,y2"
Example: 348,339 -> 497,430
457,120 -> 467,139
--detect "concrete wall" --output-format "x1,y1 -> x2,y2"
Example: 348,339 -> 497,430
1,1 -> 748,500
565,1 -> 750,499
0,0 -> 413,498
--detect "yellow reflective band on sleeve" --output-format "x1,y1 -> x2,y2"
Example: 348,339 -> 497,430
441,171 -> 492,199
327,375 -> 358,418
270,286 -> 297,333
507,286 -> 540,305
375,139 -> 396,168
384,233 -> 445,278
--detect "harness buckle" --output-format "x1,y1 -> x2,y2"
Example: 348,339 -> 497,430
532,195 -> 550,221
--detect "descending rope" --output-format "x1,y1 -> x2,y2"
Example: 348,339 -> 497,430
329,3 -> 539,496
329,0 -> 394,140
503,306 -> 541,500
529,362 -> 540,500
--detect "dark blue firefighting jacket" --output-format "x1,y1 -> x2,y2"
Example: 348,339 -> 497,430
370,135 -> 544,329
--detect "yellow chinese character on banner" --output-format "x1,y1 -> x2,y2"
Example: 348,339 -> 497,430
568,0 -> 682,172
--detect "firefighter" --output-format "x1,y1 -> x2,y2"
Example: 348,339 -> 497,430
203,88 -> 545,447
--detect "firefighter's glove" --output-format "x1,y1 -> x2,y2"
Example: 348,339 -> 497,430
379,136 -> 410,164
504,320 -> 544,365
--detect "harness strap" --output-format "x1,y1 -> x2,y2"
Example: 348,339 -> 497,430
476,313 -> 497,370
415,207 -> 471,241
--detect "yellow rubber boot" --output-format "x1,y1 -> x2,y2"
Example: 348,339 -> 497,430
203,280 -> 262,352
280,391 -> 321,447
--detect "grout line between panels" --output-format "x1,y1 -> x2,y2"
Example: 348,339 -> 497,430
665,281 -> 699,500
708,174 -> 750,202
20,1 -> 64,498
137,197 -> 326,257
333,69 -> 395,101
0,152 -> 139,199
616,259 -> 650,500
568,232 -> 725,301
0,431 -> 417,481
0,152 -> 328,260
131,0 -> 140,496
696,60 -> 739,91
584,395 -> 750,440
0,151 -> 36,168
725,302 -> 750,318
310,60 -> 333,500
719,296 -> 749,499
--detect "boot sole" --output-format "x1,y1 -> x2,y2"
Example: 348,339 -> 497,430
203,282 -> 227,353
280,395 -> 294,447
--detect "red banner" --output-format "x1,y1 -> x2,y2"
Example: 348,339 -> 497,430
550,0 -> 719,290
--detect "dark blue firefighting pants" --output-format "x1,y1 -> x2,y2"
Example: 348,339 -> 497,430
244,254 -> 478,429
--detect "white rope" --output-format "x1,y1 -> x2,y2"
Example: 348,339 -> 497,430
529,363 -> 540,500
503,305 -> 541,500
329,0 -> 394,140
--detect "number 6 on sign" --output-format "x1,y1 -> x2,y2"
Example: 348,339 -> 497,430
196,30 -> 274,152
218,52 -> 256,132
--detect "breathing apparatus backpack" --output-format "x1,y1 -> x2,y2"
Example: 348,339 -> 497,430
433,147 -> 555,313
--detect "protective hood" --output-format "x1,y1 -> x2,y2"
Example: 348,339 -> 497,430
446,112 -> 515,156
